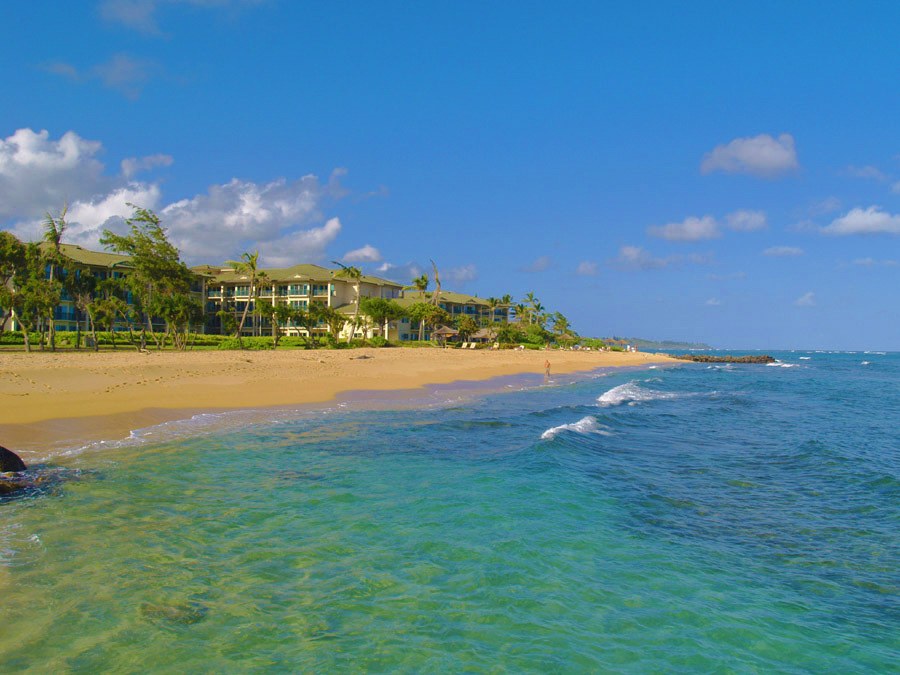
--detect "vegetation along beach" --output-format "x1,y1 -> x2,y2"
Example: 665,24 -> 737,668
2,1 -> 898,671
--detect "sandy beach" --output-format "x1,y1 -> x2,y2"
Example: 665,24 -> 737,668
0,348 -> 674,455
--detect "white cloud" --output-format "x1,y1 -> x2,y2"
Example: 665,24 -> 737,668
374,262 -> 423,284
576,261 -> 598,276
613,246 -> 670,270
794,292 -> 816,307
160,176 -> 340,264
522,255 -> 552,272
648,215 -> 719,241
845,165 -> 887,182
0,127 -> 349,266
446,264 -> 478,285
763,246 -> 804,257
892,181 -> 900,194
343,244 -> 381,263
822,206 -> 900,236
725,209 -> 767,231
701,133 -> 799,177
121,153 -> 173,178
0,128 -> 109,219
258,218 -> 342,268
705,298 -> 722,306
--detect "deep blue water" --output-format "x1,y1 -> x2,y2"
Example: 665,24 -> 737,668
1,351 -> 898,671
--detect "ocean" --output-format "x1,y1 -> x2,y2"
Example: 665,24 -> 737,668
1,351 -> 897,671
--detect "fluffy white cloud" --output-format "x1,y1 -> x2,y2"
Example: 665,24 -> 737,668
763,246 -> 804,257
121,153 -> 173,178
725,209 -> 767,231
0,127 -> 349,266
822,206 -> 900,235
160,176 -> 340,264
576,261 -> 598,276
795,292 -> 816,307
701,133 -> 799,177
0,128 -> 109,219
343,244 -> 382,262
648,215 -> 719,241
258,218 -> 342,268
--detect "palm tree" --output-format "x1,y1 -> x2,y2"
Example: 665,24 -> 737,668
225,250 -> 261,346
404,273 -> 430,340
513,303 -> 529,326
332,261 -> 363,343
483,297 -> 500,327
42,205 -> 68,351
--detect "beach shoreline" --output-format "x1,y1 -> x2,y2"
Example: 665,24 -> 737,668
0,348 -> 675,456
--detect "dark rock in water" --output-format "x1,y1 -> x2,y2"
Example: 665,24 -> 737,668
141,601 -> 208,626
0,445 -> 27,472
674,354 -> 776,364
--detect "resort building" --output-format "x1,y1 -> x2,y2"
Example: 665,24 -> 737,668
193,263 -> 403,339
393,290 -> 510,342
3,241 -> 511,342
4,243 -> 134,333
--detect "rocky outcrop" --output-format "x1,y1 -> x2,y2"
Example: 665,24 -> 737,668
674,354 -> 776,364
0,445 -> 27,472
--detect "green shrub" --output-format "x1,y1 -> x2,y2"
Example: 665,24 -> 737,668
217,336 -> 274,350
368,336 -> 390,348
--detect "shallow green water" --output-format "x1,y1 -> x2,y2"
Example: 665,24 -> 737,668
2,353 -> 897,671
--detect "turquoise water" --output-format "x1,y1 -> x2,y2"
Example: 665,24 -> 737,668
1,352 -> 898,671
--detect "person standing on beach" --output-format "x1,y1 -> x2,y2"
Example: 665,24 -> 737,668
544,359 -> 551,378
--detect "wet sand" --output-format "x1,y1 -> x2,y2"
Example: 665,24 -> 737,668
0,348 -> 674,453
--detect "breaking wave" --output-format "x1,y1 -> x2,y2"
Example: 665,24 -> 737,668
541,416 -> 611,440
596,382 -> 681,407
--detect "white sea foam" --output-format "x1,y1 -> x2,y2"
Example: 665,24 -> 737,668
597,381 -> 680,407
799,356 -> 811,360
541,416 -> 611,440
861,361 -> 871,366
766,361 -> 798,368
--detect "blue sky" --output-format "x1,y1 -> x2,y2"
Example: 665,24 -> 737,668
2,0 -> 899,349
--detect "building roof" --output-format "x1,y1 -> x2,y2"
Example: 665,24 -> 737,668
194,262 -> 403,288
50,243 -> 134,269
396,290 -> 496,307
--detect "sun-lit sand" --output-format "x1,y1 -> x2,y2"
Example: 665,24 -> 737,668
0,348 -> 674,454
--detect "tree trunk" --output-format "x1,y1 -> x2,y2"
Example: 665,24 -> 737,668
88,310 -> 99,352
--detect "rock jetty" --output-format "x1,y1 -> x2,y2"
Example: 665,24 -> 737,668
674,354 -> 775,364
